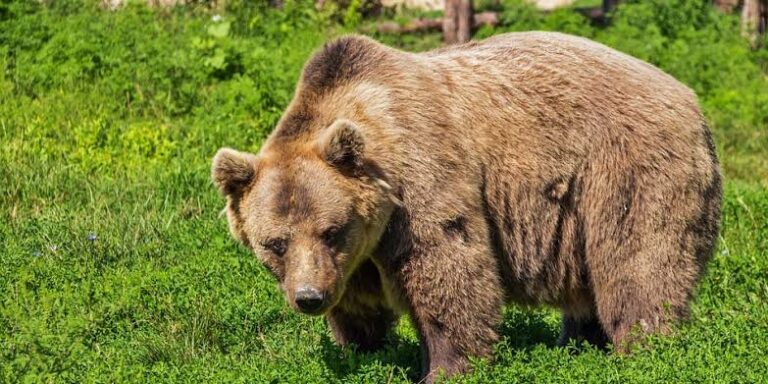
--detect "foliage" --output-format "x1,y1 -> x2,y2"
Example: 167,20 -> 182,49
1,0 -> 767,382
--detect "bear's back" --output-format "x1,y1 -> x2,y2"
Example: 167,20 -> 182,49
406,31 -> 706,168
422,31 -> 694,101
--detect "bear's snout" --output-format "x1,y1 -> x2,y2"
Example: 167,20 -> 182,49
294,286 -> 326,314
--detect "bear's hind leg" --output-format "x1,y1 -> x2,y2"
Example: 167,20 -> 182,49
583,163 -> 715,352
589,246 -> 695,352
557,314 -> 609,348
592,280 -> 684,352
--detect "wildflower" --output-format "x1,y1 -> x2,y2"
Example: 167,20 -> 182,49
212,14 -> 222,23
87,233 -> 98,242
48,244 -> 58,252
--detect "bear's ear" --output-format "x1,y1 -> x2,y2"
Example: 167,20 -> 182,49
317,119 -> 365,175
212,148 -> 259,196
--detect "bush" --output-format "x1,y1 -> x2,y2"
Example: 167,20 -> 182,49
1,0 -> 766,382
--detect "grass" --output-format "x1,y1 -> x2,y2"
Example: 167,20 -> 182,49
1,0 -> 768,382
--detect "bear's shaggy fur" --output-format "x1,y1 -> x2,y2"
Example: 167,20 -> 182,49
212,32 -> 721,382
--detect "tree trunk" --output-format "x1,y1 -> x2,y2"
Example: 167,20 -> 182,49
742,0 -> 761,44
713,0 -> 739,13
443,0 -> 474,44
457,0 -> 473,43
444,0 -> 459,44
376,12 -> 499,33
714,0 -> 767,45
373,12 -> 497,34
763,0 -> 768,35
602,0 -> 619,14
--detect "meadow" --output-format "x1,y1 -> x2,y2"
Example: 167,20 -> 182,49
1,0 -> 767,382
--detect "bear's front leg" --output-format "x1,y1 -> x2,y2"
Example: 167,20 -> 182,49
383,214 -> 504,382
326,260 -> 397,352
326,306 -> 396,352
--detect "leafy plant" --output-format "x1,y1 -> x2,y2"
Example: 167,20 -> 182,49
0,0 -> 766,382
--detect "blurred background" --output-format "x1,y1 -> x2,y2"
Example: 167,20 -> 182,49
1,0 -> 766,382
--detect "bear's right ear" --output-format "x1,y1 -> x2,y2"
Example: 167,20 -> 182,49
212,148 -> 258,196
317,119 -> 365,176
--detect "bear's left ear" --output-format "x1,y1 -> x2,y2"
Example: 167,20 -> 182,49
316,119 -> 365,175
212,148 -> 259,197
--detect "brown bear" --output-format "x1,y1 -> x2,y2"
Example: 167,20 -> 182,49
211,32 -> 721,382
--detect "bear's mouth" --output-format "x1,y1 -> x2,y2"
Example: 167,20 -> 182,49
297,305 -> 328,316
295,299 -> 330,316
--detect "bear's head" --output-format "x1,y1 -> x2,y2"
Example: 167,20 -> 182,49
212,119 -> 399,315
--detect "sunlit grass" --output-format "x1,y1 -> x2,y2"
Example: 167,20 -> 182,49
1,0 -> 767,382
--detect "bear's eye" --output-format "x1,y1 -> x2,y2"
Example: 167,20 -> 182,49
321,225 -> 346,248
260,238 -> 288,257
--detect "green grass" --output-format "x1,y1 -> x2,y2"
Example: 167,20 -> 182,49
1,0 -> 767,382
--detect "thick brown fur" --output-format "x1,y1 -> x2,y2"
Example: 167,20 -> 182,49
212,32 -> 722,382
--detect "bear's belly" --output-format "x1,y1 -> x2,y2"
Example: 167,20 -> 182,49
483,171 -> 590,309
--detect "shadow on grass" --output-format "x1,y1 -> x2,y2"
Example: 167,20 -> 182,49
498,309 -> 612,355
497,309 -> 561,352
318,309 -> 568,381
319,331 -> 422,381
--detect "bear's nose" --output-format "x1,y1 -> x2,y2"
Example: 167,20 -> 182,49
294,287 -> 324,313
